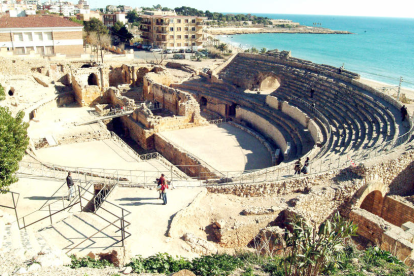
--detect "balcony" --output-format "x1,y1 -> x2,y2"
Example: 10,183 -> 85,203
156,21 -> 169,25
156,29 -> 168,34
139,25 -> 150,31
141,21 -> 151,25
156,37 -> 167,41
141,35 -> 150,40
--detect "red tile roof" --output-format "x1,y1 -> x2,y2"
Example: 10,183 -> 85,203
0,15 -> 83,29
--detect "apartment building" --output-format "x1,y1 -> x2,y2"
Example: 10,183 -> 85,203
0,15 -> 83,56
140,12 -> 205,50
103,12 -> 127,27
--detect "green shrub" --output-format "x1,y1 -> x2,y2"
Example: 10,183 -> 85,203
69,255 -> 114,269
0,84 -> 5,101
127,253 -> 243,276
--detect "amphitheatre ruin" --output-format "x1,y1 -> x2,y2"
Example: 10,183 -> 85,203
1,49 -> 414,274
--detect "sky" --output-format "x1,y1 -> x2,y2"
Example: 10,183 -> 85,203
89,0 -> 414,18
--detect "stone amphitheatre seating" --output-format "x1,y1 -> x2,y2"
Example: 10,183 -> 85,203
173,77 -> 315,162
213,52 -> 408,164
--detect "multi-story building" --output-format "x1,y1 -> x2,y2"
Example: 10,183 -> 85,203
102,12 -> 126,27
140,12 -> 205,50
0,15 -> 83,56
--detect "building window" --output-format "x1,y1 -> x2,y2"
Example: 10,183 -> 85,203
177,35 -> 181,39
192,42 -> 196,46
185,43 -> 189,46
170,27 -> 174,31
177,43 -> 181,46
192,35 -> 196,39
169,43 -> 174,47
177,19 -> 181,23
36,46 -> 44,55
44,32 -> 53,40
185,27 -> 188,31
170,35 -> 174,39
185,19 -> 189,23
192,19 -> 195,23
24,32 -> 33,41
14,47 -> 25,55
185,35 -> 188,39
34,32 -> 43,41
13,33 -> 23,42
177,27 -> 181,31
192,27 -> 196,31
45,46 -> 54,55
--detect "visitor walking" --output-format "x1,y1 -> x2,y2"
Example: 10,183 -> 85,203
301,157 -> 310,174
401,105 -> 408,121
66,172 -> 74,201
156,174 -> 166,199
294,158 -> 302,175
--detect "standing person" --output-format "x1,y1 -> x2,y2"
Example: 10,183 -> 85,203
157,174 -> 166,199
310,88 -> 315,98
301,157 -> 310,174
66,172 -> 74,201
160,176 -> 168,205
401,105 -> 408,121
294,158 -> 302,175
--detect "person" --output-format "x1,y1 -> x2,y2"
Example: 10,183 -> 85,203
66,172 -> 74,201
294,158 -> 302,175
121,106 -> 124,113
401,105 -> 408,121
301,157 -> 310,174
160,175 -> 168,205
310,88 -> 315,98
157,174 -> 166,199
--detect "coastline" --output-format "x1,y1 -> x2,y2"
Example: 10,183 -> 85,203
205,26 -> 352,35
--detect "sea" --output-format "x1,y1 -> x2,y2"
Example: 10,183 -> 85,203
217,14 -> 414,89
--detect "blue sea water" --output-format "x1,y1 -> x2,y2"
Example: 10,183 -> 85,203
218,14 -> 414,89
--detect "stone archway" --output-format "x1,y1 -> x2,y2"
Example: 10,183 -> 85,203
351,180 -> 389,216
87,73 -> 98,86
259,75 -> 281,92
360,190 -> 384,216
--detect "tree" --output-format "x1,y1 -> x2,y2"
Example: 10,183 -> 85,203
126,10 -> 140,23
89,32 -> 111,63
281,212 -> 358,276
153,4 -> 162,10
0,84 -> 5,101
112,22 -> 133,44
217,43 -> 228,53
84,18 -> 109,35
0,107 -> 29,192
260,47 -> 267,54
69,17 -> 83,25
250,47 -> 259,53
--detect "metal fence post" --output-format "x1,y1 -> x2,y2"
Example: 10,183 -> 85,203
121,209 -> 125,247
49,205 -> 52,225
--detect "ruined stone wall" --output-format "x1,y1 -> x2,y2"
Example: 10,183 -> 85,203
236,107 -> 288,153
349,208 -> 414,266
71,66 -> 110,106
280,101 -> 309,128
154,134 -> 220,179
377,196 -> 414,228
120,116 -> 154,150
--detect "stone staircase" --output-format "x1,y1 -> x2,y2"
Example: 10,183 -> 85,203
0,209 -> 71,275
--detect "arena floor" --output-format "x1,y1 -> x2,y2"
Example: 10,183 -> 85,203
159,123 -> 273,173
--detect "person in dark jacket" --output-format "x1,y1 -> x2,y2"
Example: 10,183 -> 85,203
66,172 -> 74,201
301,157 -> 310,174
401,105 -> 408,121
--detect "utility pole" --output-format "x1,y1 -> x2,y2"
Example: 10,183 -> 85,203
397,76 -> 404,101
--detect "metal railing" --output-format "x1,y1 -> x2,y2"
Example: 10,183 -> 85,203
0,190 -> 21,228
16,180 -> 93,230
66,185 -> 131,254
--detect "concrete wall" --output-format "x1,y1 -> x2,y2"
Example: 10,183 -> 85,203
236,107 -> 288,153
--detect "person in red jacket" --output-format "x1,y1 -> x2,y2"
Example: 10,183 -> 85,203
159,174 -> 168,205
